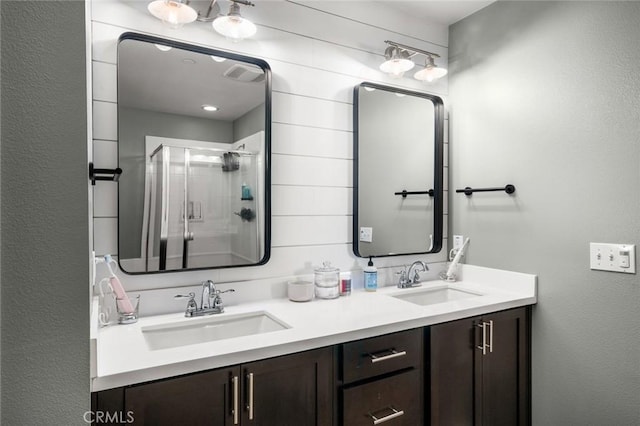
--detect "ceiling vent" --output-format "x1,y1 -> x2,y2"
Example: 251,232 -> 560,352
223,64 -> 265,83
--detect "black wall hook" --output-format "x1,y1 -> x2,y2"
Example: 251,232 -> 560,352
89,162 -> 122,186
456,184 -> 516,196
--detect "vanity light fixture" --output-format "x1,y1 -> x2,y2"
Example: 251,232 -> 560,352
414,55 -> 448,82
379,45 -> 414,78
147,0 -> 198,29
380,40 -> 447,83
212,0 -> 257,42
147,0 -> 258,42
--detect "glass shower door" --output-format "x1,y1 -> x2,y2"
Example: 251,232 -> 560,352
147,145 -> 188,271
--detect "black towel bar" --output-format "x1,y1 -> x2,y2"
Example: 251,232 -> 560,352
394,189 -> 435,198
456,184 -> 516,196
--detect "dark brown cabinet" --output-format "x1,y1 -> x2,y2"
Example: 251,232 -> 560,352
340,328 -> 423,426
93,347 -> 333,426
93,306 -> 532,426
428,307 -> 530,426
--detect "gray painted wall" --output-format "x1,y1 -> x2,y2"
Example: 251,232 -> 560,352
449,2 -> 640,424
1,1 -> 89,423
233,103 -> 265,141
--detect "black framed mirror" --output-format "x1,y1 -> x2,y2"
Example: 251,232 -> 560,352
353,82 -> 443,258
117,33 -> 271,274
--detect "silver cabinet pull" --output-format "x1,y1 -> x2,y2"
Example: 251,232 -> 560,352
246,372 -> 254,420
368,407 -> 405,425
369,349 -> 407,364
488,320 -> 494,353
232,375 -> 239,425
477,322 -> 488,355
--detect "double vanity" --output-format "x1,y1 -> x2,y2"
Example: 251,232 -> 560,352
93,31 -> 536,425
91,265 -> 536,425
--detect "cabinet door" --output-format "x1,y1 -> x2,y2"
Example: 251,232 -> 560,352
125,367 -> 239,426
241,347 -> 333,426
478,307 -> 530,426
429,307 -> 530,426
428,316 -> 477,426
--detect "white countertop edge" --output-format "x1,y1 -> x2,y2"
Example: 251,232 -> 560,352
92,268 -> 536,392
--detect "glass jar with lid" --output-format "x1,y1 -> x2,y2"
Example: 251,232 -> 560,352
314,261 -> 340,299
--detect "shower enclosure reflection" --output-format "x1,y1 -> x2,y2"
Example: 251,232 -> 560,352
143,135 -> 264,272
116,33 -> 271,274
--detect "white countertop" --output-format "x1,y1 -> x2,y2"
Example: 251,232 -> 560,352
91,264 -> 536,391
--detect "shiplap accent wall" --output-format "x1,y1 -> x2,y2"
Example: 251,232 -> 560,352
90,0 -> 450,291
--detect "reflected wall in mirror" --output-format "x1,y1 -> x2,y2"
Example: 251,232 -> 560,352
353,82 -> 443,258
117,33 -> 271,274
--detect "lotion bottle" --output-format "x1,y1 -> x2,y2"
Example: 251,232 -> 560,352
364,257 -> 378,291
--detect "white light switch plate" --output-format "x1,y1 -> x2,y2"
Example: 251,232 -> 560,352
590,243 -> 636,274
360,227 -> 373,243
453,235 -> 464,250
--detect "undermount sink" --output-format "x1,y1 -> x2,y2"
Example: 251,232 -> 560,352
391,286 -> 482,306
142,311 -> 291,351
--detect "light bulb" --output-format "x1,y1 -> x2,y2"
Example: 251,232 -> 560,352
212,15 -> 257,42
414,66 -> 448,82
414,55 -> 447,82
380,58 -> 414,78
148,0 -> 197,29
379,46 -> 414,78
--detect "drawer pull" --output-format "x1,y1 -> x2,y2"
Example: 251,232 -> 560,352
368,407 -> 405,424
369,349 -> 407,364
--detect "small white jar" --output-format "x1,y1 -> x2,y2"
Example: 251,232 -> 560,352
288,280 -> 314,302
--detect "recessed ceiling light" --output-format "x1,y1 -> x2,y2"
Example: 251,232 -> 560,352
211,55 -> 227,62
182,58 -> 196,65
201,105 -> 219,112
155,44 -> 172,52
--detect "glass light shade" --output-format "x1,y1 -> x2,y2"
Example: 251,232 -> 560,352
148,0 -> 197,29
414,66 -> 448,82
212,15 -> 257,42
379,58 -> 414,78
379,46 -> 415,78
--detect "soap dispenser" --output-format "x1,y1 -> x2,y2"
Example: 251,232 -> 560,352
364,257 -> 378,291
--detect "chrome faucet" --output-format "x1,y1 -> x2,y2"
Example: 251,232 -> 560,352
175,280 -> 235,317
201,279 -> 216,309
397,261 -> 429,288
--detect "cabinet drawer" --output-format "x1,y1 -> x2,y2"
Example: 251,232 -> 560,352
342,328 -> 422,383
342,369 -> 422,426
